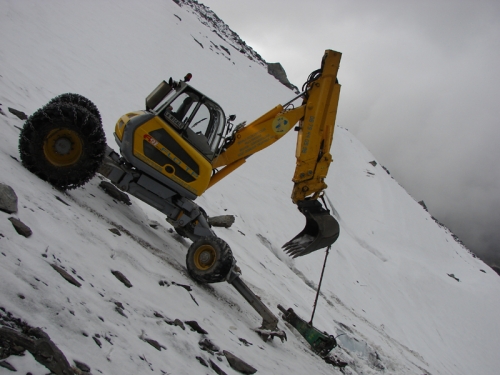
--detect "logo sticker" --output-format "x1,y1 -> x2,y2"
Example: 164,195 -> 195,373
144,134 -> 159,146
272,116 -> 290,134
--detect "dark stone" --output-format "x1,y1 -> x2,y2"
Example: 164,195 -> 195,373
0,360 -> 16,371
190,293 -> 199,306
223,350 -> 257,374
185,320 -> 208,334
209,359 -> 228,375
54,195 -> 70,206
267,62 -> 298,92
143,338 -> 165,351
172,281 -> 192,291
108,228 -> 121,236
99,181 -> 131,205
208,215 -> 235,228
50,264 -> 82,287
111,270 -> 132,288
199,338 -> 219,353
196,356 -> 208,367
369,160 -> 377,166
0,322 -> 74,375
93,336 -> 102,348
0,183 -> 18,213
324,356 -> 348,368
115,306 -> 127,318
73,360 -> 91,372
8,107 -> 28,120
192,36 -> 204,48
447,273 -> 460,282
418,201 -> 428,211
8,217 -> 32,237
238,337 -> 253,346
148,221 -> 160,229
165,318 -> 185,330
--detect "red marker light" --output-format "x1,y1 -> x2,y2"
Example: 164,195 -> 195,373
184,73 -> 192,82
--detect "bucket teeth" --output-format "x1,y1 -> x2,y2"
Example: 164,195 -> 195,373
282,199 -> 340,258
283,241 -> 310,258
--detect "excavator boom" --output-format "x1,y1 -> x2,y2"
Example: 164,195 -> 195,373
211,50 -> 342,257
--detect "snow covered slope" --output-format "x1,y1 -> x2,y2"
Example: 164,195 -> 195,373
1,1 -> 499,374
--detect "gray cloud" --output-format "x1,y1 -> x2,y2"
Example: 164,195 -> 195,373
202,0 -> 500,266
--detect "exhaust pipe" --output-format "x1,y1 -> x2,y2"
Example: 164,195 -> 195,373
282,200 -> 340,258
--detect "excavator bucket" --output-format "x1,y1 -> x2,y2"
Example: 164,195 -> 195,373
283,200 -> 340,258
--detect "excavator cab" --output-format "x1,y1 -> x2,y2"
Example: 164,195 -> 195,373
148,80 -> 227,161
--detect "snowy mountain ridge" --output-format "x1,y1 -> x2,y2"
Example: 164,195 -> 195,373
1,1 -> 500,374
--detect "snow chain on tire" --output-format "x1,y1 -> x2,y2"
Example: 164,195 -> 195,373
19,100 -> 106,190
46,93 -> 102,124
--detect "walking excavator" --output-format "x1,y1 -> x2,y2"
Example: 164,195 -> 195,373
19,50 -> 342,338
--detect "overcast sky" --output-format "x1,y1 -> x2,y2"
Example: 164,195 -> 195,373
201,0 -> 500,267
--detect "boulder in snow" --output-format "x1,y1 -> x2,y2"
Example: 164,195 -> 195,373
0,183 -> 18,213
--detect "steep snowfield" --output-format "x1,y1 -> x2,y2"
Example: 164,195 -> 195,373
1,1 -> 500,374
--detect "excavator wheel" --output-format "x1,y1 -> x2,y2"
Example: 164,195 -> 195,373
19,101 -> 106,190
46,93 -> 102,124
186,237 -> 234,283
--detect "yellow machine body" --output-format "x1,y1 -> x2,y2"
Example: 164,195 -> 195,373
115,112 -> 212,197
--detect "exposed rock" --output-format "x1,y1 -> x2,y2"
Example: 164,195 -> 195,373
143,337 -> 166,351
0,183 -> 18,213
111,270 -> 132,288
0,360 -> 16,371
185,320 -> 208,334
208,215 -> 235,228
447,273 -> 460,282
196,356 -> 208,367
324,355 -> 348,368
0,314 -> 74,375
223,350 -> 257,374
8,217 -> 32,237
192,36 -> 204,48
54,195 -> 70,206
199,338 -> 219,353
369,160 -> 377,167
418,200 -> 428,211
108,228 -> 121,236
209,358 -> 228,375
93,336 -> 102,348
73,360 -> 91,372
165,318 -> 185,330
99,181 -> 131,205
267,62 -> 298,92
115,305 -> 127,318
148,220 -> 161,229
8,107 -> 28,120
50,264 -> 82,287
238,337 -> 253,346
172,281 -> 192,291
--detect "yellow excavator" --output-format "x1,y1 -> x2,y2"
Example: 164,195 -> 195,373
19,50 -> 342,335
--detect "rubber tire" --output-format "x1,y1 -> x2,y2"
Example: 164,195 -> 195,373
19,101 -> 106,190
186,237 -> 234,283
46,93 -> 102,124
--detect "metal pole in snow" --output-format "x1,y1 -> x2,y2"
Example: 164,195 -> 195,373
309,245 -> 331,325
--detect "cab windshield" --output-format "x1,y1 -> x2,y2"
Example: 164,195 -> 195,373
161,86 -> 225,160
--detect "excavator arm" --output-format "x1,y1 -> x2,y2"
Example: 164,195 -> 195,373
210,50 -> 342,257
